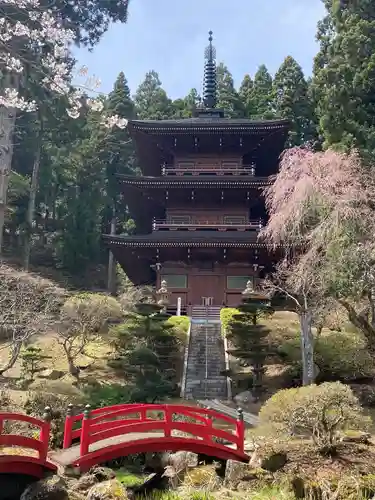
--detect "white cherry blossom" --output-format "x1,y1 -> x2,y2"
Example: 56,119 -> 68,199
0,0 -> 128,129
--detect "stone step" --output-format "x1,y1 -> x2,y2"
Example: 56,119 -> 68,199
183,319 -> 227,400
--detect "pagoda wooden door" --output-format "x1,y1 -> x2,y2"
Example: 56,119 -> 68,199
190,274 -> 222,305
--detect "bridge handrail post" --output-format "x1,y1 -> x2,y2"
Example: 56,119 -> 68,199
63,403 -> 74,449
205,406 -> 213,442
236,407 -> 244,453
80,404 -> 91,456
140,405 -> 147,421
164,405 -> 172,438
39,406 -> 52,462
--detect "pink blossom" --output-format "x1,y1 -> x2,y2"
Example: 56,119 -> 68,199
261,148 -> 374,249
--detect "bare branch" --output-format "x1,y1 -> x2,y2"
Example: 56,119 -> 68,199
0,263 -> 68,373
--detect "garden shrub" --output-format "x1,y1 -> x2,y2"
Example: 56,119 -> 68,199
259,382 -> 370,453
62,292 -> 123,331
24,391 -> 81,448
278,331 -> 374,381
83,382 -> 132,408
220,308 -> 239,333
166,315 -> 190,341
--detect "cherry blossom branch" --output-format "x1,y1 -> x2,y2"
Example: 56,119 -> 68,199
0,0 -> 128,128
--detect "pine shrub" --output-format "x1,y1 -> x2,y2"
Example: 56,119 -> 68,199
259,382 -> 370,454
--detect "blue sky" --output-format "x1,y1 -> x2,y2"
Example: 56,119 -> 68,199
75,0 -> 326,100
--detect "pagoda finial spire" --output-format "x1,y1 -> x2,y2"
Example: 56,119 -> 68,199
203,30 -> 217,109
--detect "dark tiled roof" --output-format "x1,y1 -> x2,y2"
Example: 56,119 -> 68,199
128,118 -> 290,132
103,231 -> 272,248
116,174 -> 271,188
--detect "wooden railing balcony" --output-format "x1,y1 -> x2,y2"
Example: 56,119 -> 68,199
161,164 -> 256,176
152,219 -> 264,232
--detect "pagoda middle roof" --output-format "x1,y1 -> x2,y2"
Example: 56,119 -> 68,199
116,174 -> 271,188
103,231 -> 273,248
128,117 -> 290,133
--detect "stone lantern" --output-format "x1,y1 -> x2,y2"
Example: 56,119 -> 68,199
156,279 -> 170,311
243,278 -> 269,302
242,279 -> 255,299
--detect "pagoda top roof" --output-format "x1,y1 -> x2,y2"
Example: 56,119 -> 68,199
128,117 -> 290,134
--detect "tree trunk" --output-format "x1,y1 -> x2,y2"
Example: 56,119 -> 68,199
0,78 -> 18,254
107,205 -> 117,295
339,299 -> 375,352
24,117 -> 43,270
299,309 -> 315,385
370,289 -> 375,328
67,358 -> 79,377
0,340 -> 22,375
62,342 -> 80,378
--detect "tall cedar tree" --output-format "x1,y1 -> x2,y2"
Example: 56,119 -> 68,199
239,74 -> 256,118
57,130 -> 105,274
313,0 -> 375,158
98,72 -> 136,291
98,72 -> 136,230
226,293 -> 274,400
50,0 -> 130,47
134,71 -> 173,120
216,63 -> 244,118
172,88 -> 201,118
251,65 -> 275,119
111,302 -> 179,402
273,56 -> 316,146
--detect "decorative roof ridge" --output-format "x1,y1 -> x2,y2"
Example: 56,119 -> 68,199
116,173 -> 272,181
116,174 -> 271,186
128,118 -> 290,128
102,233 -> 274,249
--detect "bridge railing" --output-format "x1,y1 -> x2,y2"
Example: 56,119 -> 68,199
0,408 -> 51,462
63,403 -> 135,449
63,403 -> 245,457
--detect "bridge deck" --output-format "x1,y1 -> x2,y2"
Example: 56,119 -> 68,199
49,432 -> 242,467
49,432 -> 165,466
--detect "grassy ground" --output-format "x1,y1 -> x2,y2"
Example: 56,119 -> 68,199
0,332 -> 120,407
116,467 -> 295,499
0,309 -> 366,411
0,312 -> 296,407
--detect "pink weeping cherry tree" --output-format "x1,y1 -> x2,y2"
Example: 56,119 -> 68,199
260,146 -> 375,384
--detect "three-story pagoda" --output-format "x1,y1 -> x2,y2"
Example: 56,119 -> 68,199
104,32 -> 289,314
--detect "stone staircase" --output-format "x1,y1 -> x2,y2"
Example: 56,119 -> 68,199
183,307 -> 227,400
191,306 -> 221,322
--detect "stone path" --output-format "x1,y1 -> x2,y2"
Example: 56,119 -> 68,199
198,399 -> 259,426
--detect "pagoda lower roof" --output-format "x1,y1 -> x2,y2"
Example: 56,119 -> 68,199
103,231 -> 274,248
116,174 -> 271,189
128,118 -> 290,134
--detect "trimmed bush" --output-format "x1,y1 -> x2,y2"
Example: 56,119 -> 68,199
83,382 -> 132,408
220,308 -> 239,333
259,382 -> 370,453
167,316 -> 190,340
62,292 -> 123,331
279,331 -> 374,381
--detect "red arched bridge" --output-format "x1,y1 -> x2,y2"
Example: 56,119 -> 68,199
0,410 -> 57,478
0,403 -> 249,476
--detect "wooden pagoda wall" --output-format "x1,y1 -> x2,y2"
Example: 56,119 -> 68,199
165,207 -> 249,224
174,154 -> 243,168
157,263 -> 258,309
